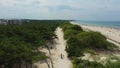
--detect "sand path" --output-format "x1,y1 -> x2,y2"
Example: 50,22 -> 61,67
33,27 -> 72,68
52,27 -> 72,68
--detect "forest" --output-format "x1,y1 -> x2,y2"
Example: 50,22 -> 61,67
0,20 -> 68,68
0,20 -> 120,68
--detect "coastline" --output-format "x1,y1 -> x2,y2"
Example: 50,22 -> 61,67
73,21 -> 120,30
71,22 -> 120,48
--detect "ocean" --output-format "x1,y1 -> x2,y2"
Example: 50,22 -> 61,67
74,20 -> 120,29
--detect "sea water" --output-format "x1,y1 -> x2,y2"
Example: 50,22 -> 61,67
74,20 -> 120,29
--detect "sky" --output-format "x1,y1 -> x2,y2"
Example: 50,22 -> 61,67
0,0 -> 120,21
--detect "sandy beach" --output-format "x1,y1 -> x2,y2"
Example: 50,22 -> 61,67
71,22 -> 120,48
71,22 -> 120,63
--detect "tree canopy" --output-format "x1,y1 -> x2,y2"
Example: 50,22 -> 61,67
0,20 -> 66,68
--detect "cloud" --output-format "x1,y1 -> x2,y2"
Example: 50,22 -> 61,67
0,0 -> 120,21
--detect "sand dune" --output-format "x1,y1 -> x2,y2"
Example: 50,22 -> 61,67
71,22 -> 120,48
71,22 -> 120,63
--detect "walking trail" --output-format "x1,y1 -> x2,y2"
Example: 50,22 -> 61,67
52,27 -> 72,68
33,27 -> 72,68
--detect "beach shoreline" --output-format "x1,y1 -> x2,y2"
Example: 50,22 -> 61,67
73,21 -> 120,30
71,22 -> 120,63
71,22 -> 120,48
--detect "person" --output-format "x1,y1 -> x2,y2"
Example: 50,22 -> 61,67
60,53 -> 64,59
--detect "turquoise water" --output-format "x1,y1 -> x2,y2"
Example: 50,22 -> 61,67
74,20 -> 120,29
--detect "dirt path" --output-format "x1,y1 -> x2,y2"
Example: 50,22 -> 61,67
52,27 -> 72,68
33,27 -> 72,68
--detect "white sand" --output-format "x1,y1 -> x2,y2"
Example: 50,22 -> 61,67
71,22 -> 120,47
52,27 -> 72,68
33,27 -> 72,68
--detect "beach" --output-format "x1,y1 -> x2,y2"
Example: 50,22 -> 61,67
71,22 -> 120,48
71,22 -> 120,63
